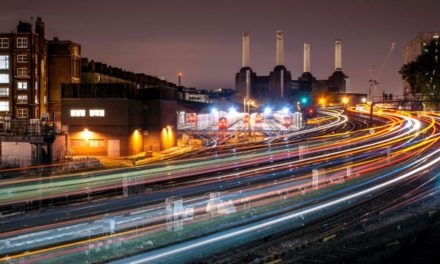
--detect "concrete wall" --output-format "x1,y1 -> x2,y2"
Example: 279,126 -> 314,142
52,135 -> 66,162
1,142 -> 32,167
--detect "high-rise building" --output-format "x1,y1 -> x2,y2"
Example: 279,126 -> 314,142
403,32 -> 440,98
0,17 -> 47,121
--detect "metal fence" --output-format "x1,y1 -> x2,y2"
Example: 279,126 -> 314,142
0,118 -> 56,136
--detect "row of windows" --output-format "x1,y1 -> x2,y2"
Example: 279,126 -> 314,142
0,76 -> 31,87
70,139 -> 105,148
0,93 -> 34,103
0,101 -> 29,118
0,77 -> 29,90
0,55 -> 28,69
0,37 -> 28,49
0,70 -> 30,80
70,109 -> 105,117
0,89 -> 40,106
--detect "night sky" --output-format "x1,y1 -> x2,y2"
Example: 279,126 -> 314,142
1,0 -> 440,95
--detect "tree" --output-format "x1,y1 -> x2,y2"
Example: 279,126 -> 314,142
400,38 -> 440,109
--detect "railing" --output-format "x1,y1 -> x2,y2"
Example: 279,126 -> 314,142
0,118 -> 56,137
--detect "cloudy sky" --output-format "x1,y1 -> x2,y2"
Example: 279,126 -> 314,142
1,0 -> 439,95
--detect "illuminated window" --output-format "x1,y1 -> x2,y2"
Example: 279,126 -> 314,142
70,109 -> 86,117
0,74 -> 9,83
89,139 -> 104,148
0,55 -> 9,69
89,109 -> 105,117
17,95 -> 27,104
17,81 -> 27,90
0,88 -> 8,96
0,38 -> 9,48
17,67 -> 28,76
17,108 -> 28,118
17,54 -> 28,63
0,101 -> 9,111
17,37 -> 27,48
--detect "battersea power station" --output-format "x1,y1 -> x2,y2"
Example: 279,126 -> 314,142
235,31 -> 364,106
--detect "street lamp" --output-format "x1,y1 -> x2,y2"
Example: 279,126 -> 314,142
243,97 -> 254,114
318,97 -> 326,107
177,72 -> 183,86
342,96 -> 349,105
264,106 -> 272,115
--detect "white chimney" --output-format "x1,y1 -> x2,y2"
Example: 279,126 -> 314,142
335,39 -> 342,71
304,42 -> 311,73
242,32 -> 250,68
276,30 -> 284,66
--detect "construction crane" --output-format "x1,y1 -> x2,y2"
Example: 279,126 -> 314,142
369,42 -> 396,101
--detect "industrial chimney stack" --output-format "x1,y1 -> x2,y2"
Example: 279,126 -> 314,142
335,39 -> 342,71
276,31 -> 284,66
304,42 -> 311,73
242,32 -> 250,68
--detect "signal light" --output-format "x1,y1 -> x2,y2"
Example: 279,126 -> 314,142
301,97 -> 308,104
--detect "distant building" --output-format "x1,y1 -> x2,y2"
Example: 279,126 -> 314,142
235,32 -> 351,106
177,87 -> 210,104
235,31 -> 293,104
403,32 -> 440,98
209,88 -> 236,101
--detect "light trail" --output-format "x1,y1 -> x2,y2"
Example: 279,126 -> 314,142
1,109 -> 440,263
115,149 -> 440,263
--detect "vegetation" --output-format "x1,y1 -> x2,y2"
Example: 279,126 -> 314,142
400,38 -> 440,109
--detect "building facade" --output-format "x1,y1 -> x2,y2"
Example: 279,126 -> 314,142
62,84 -> 143,156
61,59 -> 182,157
62,83 -> 179,156
47,38 -> 81,125
0,18 -> 47,123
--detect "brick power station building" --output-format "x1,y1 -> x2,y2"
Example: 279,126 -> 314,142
235,31 -> 365,106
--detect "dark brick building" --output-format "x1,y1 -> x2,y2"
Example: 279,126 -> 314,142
0,17 -> 47,122
47,38 -> 81,125
61,60 -> 180,156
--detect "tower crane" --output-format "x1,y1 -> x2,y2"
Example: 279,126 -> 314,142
369,42 -> 396,100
